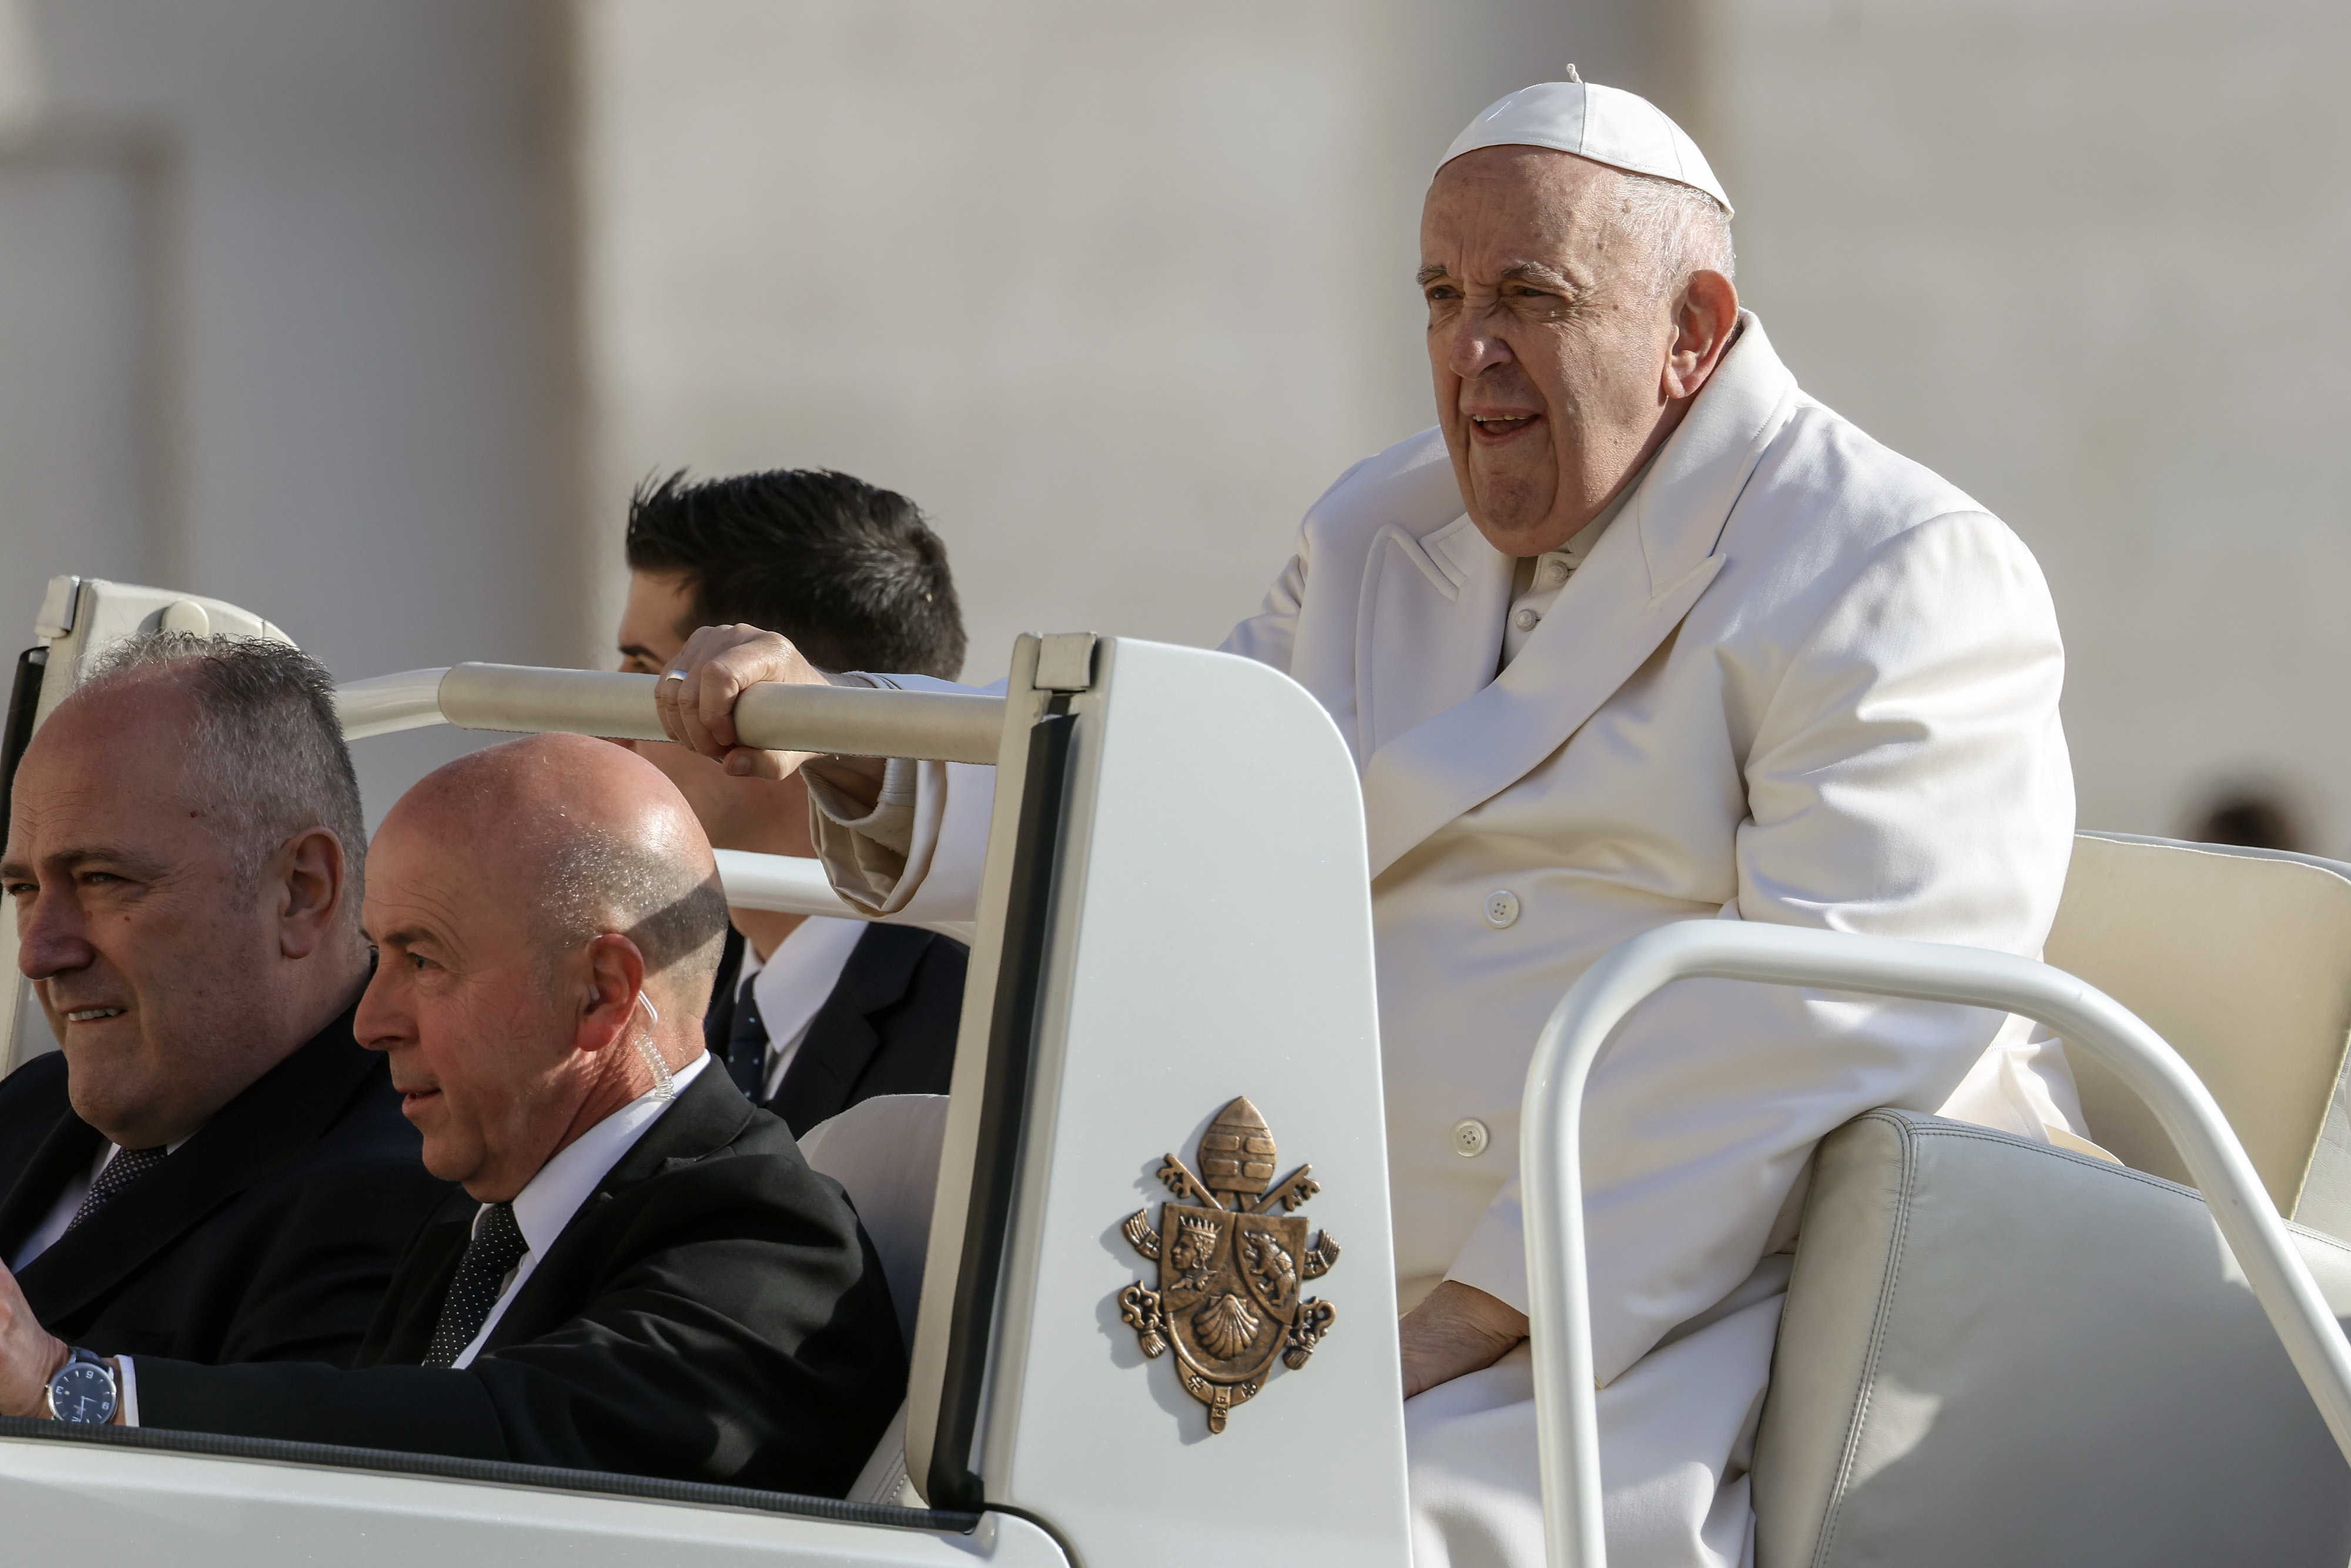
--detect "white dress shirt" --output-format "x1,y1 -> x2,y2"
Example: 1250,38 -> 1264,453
734,915 -> 866,1103
447,1050 -> 712,1369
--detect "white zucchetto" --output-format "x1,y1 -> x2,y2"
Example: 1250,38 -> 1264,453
1441,76 -> 1732,216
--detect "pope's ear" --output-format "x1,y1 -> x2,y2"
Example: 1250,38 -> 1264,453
1663,269 -> 1739,403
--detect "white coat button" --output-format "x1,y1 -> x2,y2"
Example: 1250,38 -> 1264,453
1513,607 -> 1542,632
1452,1118 -> 1491,1158
1483,889 -> 1520,928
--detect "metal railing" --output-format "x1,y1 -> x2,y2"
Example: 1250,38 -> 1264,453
334,664 -> 1000,937
1521,920 -> 2351,1568
336,663 -> 1006,764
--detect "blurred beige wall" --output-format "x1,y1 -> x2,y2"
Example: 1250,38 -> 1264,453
0,0 -> 581,824
0,1 -> 2336,857
571,0 -> 1684,679
1706,0 -> 2351,853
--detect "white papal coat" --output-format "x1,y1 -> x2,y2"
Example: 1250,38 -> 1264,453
813,314 -> 2078,1567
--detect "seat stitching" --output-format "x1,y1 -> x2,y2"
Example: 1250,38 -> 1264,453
1813,1108 -> 1915,1568
1806,1110 -> 2347,1566
1906,1120 -> 2249,1207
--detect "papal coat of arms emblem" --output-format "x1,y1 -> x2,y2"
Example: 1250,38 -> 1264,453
1117,1096 -> 1339,1433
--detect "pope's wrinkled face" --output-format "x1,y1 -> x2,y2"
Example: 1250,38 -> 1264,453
1420,146 -> 1684,557
356,822 -> 578,1200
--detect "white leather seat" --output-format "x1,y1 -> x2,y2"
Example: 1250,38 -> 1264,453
2045,832 -> 2351,1232
793,1092 -> 949,1509
795,1092 -> 950,1353
1755,1108 -> 2351,1565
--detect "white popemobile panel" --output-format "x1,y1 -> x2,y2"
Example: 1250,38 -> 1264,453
0,578 -> 1411,1568
11,576 -> 2346,1568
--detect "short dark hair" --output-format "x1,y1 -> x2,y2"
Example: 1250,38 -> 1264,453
625,468 -> 967,681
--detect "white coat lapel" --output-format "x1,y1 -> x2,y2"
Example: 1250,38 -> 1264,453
1358,314 -> 1801,879
1352,514 -> 1514,760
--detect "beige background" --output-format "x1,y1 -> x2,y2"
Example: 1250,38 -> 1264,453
0,0 -> 2338,853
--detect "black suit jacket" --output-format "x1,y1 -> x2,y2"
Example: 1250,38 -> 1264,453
136,1060 -> 907,1499
704,922 -> 966,1137
0,1005 -> 452,1366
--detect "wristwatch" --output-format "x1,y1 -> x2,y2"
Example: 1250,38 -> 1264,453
45,1348 -> 118,1425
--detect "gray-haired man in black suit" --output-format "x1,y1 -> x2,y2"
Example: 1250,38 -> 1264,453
0,732 -> 905,1494
0,635 -> 450,1375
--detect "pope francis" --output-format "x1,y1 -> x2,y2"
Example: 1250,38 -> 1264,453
655,78 -> 2080,1568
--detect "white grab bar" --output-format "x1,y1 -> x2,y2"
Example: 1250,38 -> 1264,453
336,663 -> 1006,763
712,848 -> 973,943
1521,920 -> 2351,1568
335,667 -> 449,738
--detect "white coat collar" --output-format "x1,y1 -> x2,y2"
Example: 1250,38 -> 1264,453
1357,311 -> 1800,878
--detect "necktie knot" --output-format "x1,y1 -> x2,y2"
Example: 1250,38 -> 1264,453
65,1145 -> 168,1232
422,1200 -> 531,1368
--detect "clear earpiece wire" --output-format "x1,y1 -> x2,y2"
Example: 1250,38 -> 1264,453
632,991 -> 675,1101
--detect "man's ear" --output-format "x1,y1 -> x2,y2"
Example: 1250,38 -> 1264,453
575,934 -> 648,1057
1661,269 -> 1740,404
273,829 -> 347,961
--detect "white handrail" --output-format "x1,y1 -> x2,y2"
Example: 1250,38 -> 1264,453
1521,920 -> 2351,1568
335,667 -> 450,739
712,848 -> 974,943
335,663 -> 1006,763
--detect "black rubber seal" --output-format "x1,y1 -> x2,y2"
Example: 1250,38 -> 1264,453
926,704 -> 1078,1511
0,1415 -> 980,1533
0,645 -> 49,849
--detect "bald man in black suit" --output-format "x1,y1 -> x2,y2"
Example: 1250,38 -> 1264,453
0,733 -> 904,1496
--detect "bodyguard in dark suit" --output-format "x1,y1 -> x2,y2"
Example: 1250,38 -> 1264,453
617,468 -> 970,1133
0,733 -> 905,1496
135,1061 -> 890,1494
0,634 -> 449,1370
702,922 -> 967,1135
0,1006 -> 445,1365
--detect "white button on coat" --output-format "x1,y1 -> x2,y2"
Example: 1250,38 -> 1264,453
1452,1118 -> 1491,1158
1483,890 -> 1520,929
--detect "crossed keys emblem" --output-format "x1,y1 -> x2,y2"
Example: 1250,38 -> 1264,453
1117,1097 -> 1339,1433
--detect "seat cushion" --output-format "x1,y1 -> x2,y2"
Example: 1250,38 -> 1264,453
2047,833 -> 2351,1227
1754,1109 -> 2351,1567
796,1093 -> 949,1353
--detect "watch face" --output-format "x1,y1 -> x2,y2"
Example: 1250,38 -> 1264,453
49,1362 -> 115,1425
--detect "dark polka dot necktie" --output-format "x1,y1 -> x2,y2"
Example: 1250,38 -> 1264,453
725,970 -> 770,1100
65,1146 -> 168,1231
423,1201 -> 530,1368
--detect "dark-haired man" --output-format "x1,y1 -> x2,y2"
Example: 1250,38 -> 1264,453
0,634 -> 451,1379
617,468 -> 968,1135
0,733 -> 906,1496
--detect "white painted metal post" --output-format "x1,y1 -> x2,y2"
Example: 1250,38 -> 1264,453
1521,920 -> 2351,1568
